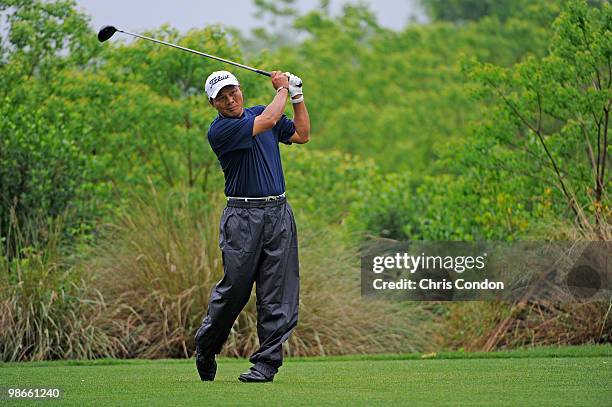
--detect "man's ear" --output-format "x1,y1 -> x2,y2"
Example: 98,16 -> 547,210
208,98 -> 214,107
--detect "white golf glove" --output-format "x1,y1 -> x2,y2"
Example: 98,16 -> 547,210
284,72 -> 304,104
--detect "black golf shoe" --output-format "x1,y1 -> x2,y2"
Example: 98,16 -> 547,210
238,363 -> 276,383
196,354 -> 216,381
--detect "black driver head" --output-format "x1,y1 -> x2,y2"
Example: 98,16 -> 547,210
97,25 -> 118,42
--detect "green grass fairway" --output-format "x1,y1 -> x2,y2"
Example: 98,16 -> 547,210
1,345 -> 610,406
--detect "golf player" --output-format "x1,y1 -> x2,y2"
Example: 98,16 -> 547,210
194,70 -> 310,382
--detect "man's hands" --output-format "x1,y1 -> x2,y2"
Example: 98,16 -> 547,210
284,72 -> 304,104
271,71 -> 303,103
283,72 -> 309,143
271,71 -> 290,91
284,72 -> 303,98
254,71 -> 290,136
264,71 -> 309,142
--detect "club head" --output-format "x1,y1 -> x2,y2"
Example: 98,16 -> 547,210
97,25 -> 118,42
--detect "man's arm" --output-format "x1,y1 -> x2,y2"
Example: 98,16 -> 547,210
253,71 -> 290,136
289,100 -> 310,144
285,73 -> 310,144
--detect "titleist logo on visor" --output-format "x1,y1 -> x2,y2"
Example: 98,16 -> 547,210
209,75 -> 230,86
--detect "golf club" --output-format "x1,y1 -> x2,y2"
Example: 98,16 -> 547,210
97,25 -> 272,77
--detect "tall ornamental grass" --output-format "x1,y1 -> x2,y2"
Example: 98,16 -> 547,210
442,228 -> 611,351
0,216 -> 119,361
93,186 -> 433,358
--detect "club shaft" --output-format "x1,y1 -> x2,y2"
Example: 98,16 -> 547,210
117,29 -> 271,77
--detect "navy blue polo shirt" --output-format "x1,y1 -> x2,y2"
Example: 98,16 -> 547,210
207,105 -> 296,197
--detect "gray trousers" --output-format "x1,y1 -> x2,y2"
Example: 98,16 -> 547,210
195,197 -> 299,374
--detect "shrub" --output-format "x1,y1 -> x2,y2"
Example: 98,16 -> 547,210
465,0 -> 612,237
346,172 -> 415,240
283,148 -> 379,226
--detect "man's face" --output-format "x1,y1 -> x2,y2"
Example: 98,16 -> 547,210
210,85 -> 244,118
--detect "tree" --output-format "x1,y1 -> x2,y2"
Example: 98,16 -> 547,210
238,0 -> 302,52
421,0 -> 518,23
420,0 -> 604,24
0,0 -> 100,255
466,0 -> 610,237
0,0 -> 97,77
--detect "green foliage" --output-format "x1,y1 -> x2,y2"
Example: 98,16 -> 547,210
0,0 -> 105,253
411,175 -> 551,241
275,2 -> 555,175
346,0 -> 610,241
283,148 -> 379,225
0,0 -> 98,76
421,0 -> 523,23
250,0 -> 300,50
346,172 -> 415,239
346,165 -> 553,241
465,0 -> 611,236
420,0 -> 602,23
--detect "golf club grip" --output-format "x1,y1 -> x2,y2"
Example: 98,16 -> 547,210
256,70 -> 271,77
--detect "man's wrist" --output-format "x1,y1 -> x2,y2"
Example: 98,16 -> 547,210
276,86 -> 289,94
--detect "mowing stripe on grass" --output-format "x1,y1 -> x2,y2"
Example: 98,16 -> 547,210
0,348 -> 610,406
1,344 -> 609,368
